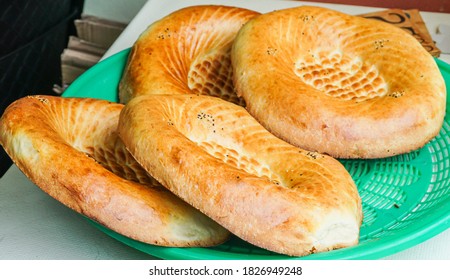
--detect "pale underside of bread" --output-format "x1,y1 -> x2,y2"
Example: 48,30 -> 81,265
119,5 -> 259,106
0,95 -> 230,247
119,94 -> 363,257
232,6 -> 447,159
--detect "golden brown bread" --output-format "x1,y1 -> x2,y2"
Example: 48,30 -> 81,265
118,93 -> 362,257
119,5 -> 259,106
232,6 -> 446,159
0,95 -> 230,247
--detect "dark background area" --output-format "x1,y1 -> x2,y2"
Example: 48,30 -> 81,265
0,0 -> 84,176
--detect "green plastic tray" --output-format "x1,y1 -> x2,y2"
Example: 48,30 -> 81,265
63,49 -> 450,259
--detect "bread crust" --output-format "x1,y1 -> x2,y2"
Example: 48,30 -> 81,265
118,94 -> 362,256
232,6 -> 446,159
0,95 -> 230,247
119,5 -> 259,106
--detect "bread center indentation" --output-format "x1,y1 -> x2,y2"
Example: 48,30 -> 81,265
188,51 -> 245,106
198,141 -> 283,186
294,51 -> 387,101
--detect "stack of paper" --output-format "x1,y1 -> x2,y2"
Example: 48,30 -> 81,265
55,15 -> 127,94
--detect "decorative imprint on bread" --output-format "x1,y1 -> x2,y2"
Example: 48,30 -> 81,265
188,50 -> 245,106
93,146 -> 160,186
197,141 -> 283,185
294,51 -> 388,101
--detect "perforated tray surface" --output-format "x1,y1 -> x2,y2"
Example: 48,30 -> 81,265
63,49 -> 450,259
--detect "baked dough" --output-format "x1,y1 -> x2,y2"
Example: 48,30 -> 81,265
232,6 -> 446,158
118,93 -> 362,257
0,95 -> 229,247
119,5 -> 259,105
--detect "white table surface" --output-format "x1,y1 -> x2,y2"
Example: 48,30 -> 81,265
1,0 -> 449,260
